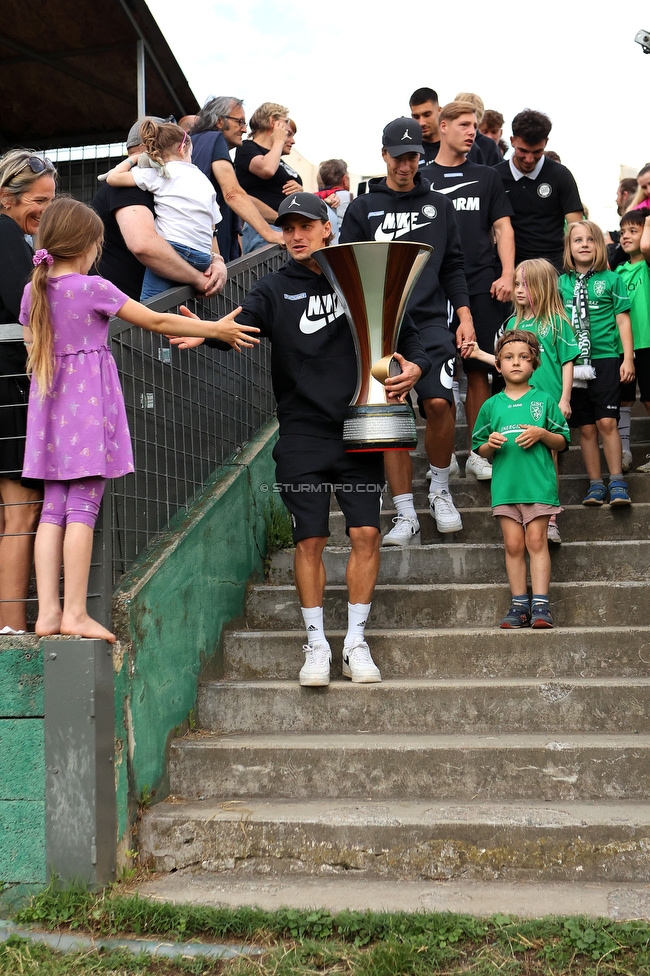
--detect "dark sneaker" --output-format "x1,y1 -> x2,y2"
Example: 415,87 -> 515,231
531,604 -> 554,629
609,480 -> 631,507
499,605 -> 531,629
582,482 -> 607,506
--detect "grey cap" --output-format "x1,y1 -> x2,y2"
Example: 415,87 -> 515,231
125,116 -> 167,149
382,117 -> 424,157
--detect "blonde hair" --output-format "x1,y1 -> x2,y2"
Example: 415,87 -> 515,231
0,149 -> 57,202
513,258 -> 569,337
439,101 -> 477,124
249,102 -> 289,135
563,220 -> 608,273
139,118 -> 189,168
28,197 -> 104,397
454,92 -> 485,123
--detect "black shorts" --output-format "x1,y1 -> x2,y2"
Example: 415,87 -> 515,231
414,325 -> 457,415
568,358 -> 621,427
620,347 -> 650,403
272,434 -> 384,543
454,293 -> 512,374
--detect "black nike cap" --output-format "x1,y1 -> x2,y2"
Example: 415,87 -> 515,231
382,118 -> 424,157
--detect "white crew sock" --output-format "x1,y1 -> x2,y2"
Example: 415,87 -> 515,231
344,602 -> 371,647
618,405 -> 632,453
301,606 -> 327,645
392,492 -> 417,520
429,464 -> 450,493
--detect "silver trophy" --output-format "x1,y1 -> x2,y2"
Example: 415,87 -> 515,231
314,240 -> 432,451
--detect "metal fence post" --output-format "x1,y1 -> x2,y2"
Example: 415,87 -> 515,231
43,638 -> 116,888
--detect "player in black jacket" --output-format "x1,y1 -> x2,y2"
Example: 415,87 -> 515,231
340,118 -> 475,544
171,193 -> 430,688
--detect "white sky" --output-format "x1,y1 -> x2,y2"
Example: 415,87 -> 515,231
148,0 -> 650,230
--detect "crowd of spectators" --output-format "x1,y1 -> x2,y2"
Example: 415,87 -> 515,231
1,86 -> 649,650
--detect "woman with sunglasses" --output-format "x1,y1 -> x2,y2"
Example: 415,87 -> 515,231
0,149 -> 56,633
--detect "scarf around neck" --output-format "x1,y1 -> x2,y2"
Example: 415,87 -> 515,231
571,269 -> 597,386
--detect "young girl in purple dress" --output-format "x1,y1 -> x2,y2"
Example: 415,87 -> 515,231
20,197 -> 259,642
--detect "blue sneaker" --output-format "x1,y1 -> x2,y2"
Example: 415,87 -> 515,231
582,482 -> 607,506
531,604 -> 554,629
500,605 -> 531,629
609,479 -> 631,507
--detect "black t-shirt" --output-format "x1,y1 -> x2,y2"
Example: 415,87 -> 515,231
474,131 -> 503,166
0,214 -> 33,375
418,140 -> 483,168
422,159 -> 513,293
91,182 -> 155,299
234,141 -> 302,211
190,130 -> 241,263
494,157 -> 583,271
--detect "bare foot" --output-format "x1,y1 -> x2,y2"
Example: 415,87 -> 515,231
60,612 -> 116,643
35,610 -> 63,637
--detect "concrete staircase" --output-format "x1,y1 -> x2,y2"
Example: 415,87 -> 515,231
139,415 -> 650,889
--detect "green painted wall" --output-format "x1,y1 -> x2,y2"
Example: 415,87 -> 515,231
0,645 -> 46,883
0,420 -> 278,882
112,420 -> 278,847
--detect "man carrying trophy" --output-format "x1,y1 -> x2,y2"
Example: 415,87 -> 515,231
171,192 -> 430,687
340,118 -> 475,544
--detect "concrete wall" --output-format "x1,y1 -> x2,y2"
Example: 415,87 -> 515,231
0,419 -> 279,881
111,420 -> 278,852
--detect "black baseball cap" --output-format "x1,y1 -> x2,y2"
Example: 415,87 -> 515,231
277,192 -> 329,225
382,118 -> 424,157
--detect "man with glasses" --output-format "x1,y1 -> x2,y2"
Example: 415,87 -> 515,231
189,97 -> 284,261
495,109 -> 583,272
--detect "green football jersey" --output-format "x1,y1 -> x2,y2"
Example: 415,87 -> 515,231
472,387 -> 569,507
558,270 -> 631,358
615,261 -> 650,350
505,313 -> 579,404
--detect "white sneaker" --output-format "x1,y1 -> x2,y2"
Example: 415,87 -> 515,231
638,455 -> 650,473
429,489 -> 463,533
299,641 -> 331,687
465,451 -> 492,480
426,454 -> 460,480
382,515 -> 420,546
547,518 -> 561,544
622,450 -> 633,473
342,639 -> 382,683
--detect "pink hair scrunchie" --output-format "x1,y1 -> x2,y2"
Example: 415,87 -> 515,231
33,249 -> 54,267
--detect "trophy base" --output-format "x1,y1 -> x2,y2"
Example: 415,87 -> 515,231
343,404 -> 418,452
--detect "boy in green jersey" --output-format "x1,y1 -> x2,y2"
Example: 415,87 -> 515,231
617,211 -> 650,472
472,330 -> 570,629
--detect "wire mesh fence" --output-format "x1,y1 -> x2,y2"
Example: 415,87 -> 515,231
0,246 -> 284,629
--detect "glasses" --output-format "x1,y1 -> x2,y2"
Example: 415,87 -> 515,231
6,155 -> 55,185
224,115 -> 247,127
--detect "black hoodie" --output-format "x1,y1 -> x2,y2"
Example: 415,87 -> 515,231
219,256 -> 431,439
340,173 -> 470,330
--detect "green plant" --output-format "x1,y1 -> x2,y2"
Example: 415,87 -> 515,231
264,500 -> 293,555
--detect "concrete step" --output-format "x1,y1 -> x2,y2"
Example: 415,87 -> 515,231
168,732 -> 650,803
196,677 -> 650,736
243,580 -> 650,630
138,797 -> 650,883
222,626 -> 650,681
410,443 -> 650,478
326,503 -> 650,545
134,870 -> 650,918
267,540 -> 650,586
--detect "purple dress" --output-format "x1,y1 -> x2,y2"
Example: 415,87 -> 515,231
19,273 -> 135,481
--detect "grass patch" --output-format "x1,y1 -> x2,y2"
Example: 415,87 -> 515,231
264,499 -> 293,557
11,884 -> 650,975
0,938 -> 225,975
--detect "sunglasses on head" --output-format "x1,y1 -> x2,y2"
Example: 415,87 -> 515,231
9,155 -> 55,182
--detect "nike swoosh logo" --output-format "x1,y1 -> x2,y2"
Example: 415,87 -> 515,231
299,311 -> 343,334
374,221 -> 431,241
433,180 -> 479,195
